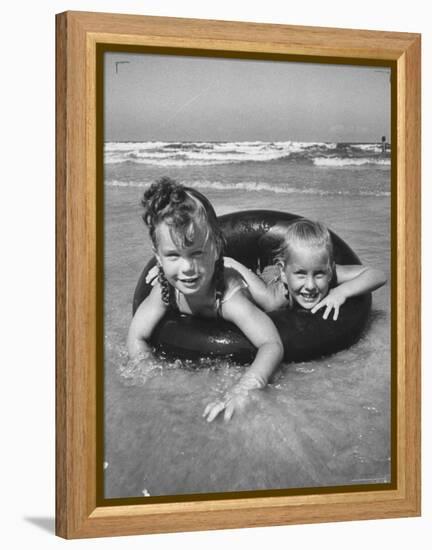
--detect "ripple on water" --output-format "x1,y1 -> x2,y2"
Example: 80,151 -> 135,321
293,366 -> 316,374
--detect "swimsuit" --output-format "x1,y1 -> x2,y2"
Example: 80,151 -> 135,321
174,275 -> 248,318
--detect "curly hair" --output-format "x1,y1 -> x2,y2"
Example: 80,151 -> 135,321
142,177 -> 226,307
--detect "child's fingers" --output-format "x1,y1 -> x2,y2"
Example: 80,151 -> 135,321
207,404 -> 224,422
333,305 -> 340,321
145,266 -> 159,285
322,304 -> 332,320
203,402 -> 216,417
203,401 -> 224,419
205,402 -> 225,423
311,300 -> 326,314
224,403 -> 235,422
203,403 -> 212,417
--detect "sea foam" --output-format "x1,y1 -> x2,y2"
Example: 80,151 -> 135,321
105,179 -> 390,197
104,140 -> 339,166
313,157 -> 390,167
104,140 -> 390,168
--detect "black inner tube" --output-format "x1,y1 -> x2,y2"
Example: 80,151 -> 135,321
132,210 -> 371,363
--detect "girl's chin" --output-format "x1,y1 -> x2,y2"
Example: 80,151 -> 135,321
298,303 -> 317,310
295,295 -> 321,309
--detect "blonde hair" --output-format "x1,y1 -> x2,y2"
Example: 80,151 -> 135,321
275,218 -> 334,269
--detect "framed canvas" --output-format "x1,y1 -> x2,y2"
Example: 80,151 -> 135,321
56,11 -> 421,539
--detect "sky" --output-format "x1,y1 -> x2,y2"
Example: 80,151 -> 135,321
104,52 -> 391,143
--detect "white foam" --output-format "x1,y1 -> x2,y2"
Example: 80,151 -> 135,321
313,157 -> 390,167
103,140 -> 336,166
350,143 -> 384,153
104,141 -> 167,151
104,179 -> 390,197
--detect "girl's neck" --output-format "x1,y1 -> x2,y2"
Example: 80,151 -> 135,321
178,280 -> 217,314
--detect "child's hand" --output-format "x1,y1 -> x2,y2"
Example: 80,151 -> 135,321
120,352 -> 160,384
145,265 -> 159,286
203,390 -> 249,422
311,288 -> 347,320
202,374 -> 263,422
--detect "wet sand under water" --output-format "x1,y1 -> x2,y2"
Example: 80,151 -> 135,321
103,185 -> 391,498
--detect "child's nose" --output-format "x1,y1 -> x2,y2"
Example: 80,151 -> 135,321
304,275 -> 316,290
181,257 -> 195,272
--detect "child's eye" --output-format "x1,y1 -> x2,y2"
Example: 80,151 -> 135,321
193,251 -> 203,257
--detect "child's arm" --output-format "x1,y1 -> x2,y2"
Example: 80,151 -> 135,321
203,292 -> 284,422
126,284 -> 167,374
224,257 -> 282,311
311,264 -> 387,320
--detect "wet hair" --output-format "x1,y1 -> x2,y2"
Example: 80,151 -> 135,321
142,177 -> 226,307
275,218 -> 334,270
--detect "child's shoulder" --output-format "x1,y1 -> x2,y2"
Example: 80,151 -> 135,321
221,267 -> 250,305
224,267 -> 248,292
218,269 -> 254,318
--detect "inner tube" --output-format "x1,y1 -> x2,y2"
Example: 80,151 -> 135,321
132,210 -> 371,363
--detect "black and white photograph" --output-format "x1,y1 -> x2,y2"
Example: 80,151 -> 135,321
3,0 -> 430,546
102,51 -> 392,500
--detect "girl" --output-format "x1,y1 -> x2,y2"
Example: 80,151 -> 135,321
224,218 -> 387,319
127,178 -> 284,423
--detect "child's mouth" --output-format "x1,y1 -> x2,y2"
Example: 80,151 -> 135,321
299,292 -> 319,303
178,276 -> 200,287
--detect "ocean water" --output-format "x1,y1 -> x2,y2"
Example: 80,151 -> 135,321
103,141 -> 391,499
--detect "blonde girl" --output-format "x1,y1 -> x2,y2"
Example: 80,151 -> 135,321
225,218 -> 387,320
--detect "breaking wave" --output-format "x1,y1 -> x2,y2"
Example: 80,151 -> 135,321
105,178 -> 390,197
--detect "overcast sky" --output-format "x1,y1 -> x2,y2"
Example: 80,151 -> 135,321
104,52 -> 391,143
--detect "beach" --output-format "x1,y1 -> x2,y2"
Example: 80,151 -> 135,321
103,141 -> 391,498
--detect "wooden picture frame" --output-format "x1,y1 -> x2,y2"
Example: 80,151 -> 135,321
56,11 -> 421,539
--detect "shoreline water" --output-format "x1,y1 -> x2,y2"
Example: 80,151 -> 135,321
103,143 -> 391,498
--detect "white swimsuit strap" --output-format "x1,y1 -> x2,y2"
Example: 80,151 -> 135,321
220,280 -> 248,304
175,280 -> 247,315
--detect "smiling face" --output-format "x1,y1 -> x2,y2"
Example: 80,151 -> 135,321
155,221 -> 217,298
283,244 -> 333,310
